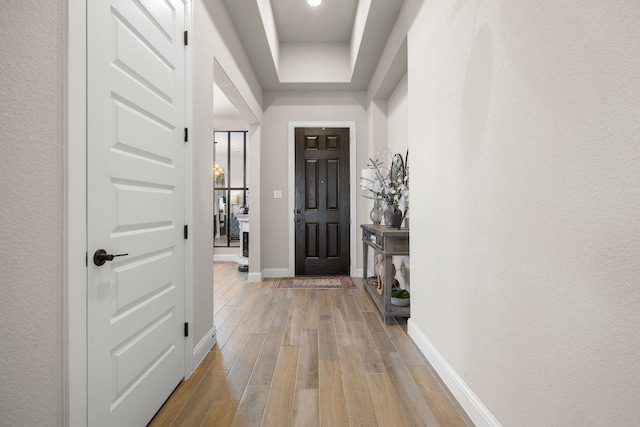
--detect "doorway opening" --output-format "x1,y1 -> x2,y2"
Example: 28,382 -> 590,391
287,121 -> 357,277
294,127 -> 350,275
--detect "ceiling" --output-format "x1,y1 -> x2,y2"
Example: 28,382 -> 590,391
222,0 -> 405,92
272,0 -> 358,43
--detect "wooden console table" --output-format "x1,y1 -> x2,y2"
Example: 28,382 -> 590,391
361,224 -> 410,324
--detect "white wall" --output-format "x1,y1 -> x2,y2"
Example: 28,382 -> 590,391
387,73 -> 408,156
261,91 -> 370,274
408,1 -> 640,425
0,2 -> 64,425
387,73 -> 410,290
214,119 -> 249,131
193,0 -> 262,345
191,0 -> 217,347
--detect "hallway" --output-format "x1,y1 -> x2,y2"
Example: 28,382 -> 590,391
149,262 -> 470,426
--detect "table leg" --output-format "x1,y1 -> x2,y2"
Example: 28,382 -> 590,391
384,255 -> 393,324
362,241 -> 368,281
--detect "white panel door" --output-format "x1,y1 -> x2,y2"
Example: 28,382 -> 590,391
87,0 -> 186,425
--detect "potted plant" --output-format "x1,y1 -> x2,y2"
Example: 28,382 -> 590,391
391,289 -> 410,306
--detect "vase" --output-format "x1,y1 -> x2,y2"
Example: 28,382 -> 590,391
384,204 -> 403,227
369,198 -> 383,225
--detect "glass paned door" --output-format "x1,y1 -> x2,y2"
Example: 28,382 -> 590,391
214,131 -> 248,247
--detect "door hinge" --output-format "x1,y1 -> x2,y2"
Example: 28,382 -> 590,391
184,127 -> 188,142
184,322 -> 189,337
184,225 -> 188,239
184,31 -> 188,46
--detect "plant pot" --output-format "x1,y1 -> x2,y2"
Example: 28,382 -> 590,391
391,297 -> 410,307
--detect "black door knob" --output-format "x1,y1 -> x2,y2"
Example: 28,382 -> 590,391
93,249 -> 129,266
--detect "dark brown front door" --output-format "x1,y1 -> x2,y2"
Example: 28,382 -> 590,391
295,127 -> 350,275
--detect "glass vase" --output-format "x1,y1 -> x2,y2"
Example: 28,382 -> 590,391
369,198 -> 384,225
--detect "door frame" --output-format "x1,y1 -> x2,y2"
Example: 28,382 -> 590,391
288,121 -> 357,277
64,1 -> 194,425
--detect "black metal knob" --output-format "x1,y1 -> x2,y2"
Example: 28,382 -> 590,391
93,249 -> 129,266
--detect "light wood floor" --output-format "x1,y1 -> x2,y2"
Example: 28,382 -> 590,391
149,262 -> 471,426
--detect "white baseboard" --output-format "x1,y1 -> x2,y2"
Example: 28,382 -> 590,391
354,268 -> 363,278
213,254 -> 238,262
191,325 -> 216,377
407,320 -> 502,427
262,268 -> 290,278
248,272 -> 262,282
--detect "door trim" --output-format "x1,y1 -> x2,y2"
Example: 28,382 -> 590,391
183,0 -> 195,379
65,1 -> 88,425
64,1 -> 194,424
288,121 -> 357,277
182,0 -> 195,379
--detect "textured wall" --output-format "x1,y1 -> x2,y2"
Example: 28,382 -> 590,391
387,73 -> 408,157
408,0 -> 640,425
0,1 -> 65,425
387,74 -> 410,289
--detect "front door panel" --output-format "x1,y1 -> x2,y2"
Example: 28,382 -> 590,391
295,128 -> 350,275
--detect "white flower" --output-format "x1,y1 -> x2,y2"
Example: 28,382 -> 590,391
360,151 -> 409,207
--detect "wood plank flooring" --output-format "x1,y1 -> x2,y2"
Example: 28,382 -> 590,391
149,262 -> 471,427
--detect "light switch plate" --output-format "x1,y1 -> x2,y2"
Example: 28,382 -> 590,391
273,190 -> 282,199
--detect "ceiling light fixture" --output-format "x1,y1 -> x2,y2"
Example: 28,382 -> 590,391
307,0 -> 321,6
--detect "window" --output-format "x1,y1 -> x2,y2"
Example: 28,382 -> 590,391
214,131 -> 248,247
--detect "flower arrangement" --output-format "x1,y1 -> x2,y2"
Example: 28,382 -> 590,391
360,150 -> 409,206
361,150 -> 409,227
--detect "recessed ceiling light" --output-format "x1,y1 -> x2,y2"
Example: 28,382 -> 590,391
307,0 -> 321,6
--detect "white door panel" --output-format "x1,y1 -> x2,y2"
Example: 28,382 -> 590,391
87,0 -> 186,425
113,105 -> 175,161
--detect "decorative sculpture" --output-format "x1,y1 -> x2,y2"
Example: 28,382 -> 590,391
374,253 -> 396,294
